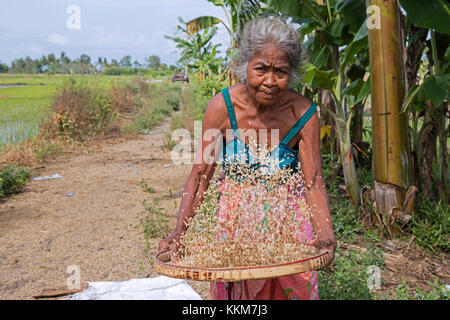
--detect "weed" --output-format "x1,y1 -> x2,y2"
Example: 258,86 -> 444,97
403,197 -> 450,252
392,278 -> 449,300
0,165 -> 30,198
139,178 -> 156,193
318,245 -> 385,300
141,197 -> 169,239
33,140 -> 64,162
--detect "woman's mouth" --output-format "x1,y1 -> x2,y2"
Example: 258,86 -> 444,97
259,90 -> 276,98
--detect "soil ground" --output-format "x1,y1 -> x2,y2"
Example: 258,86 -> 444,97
0,90 -> 448,300
0,107 -> 210,299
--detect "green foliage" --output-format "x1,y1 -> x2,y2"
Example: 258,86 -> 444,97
393,278 -> 449,300
33,140 -> 64,162
146,55 -> 161,71
0,165 -> 30,198
120,81 -> 182,137
139,178 -> 156,193
141,198 -> 169,239
322,153 -> 364,242
0,61 -> 8,73
399,0 -> 450,35
404,197 -> 450,252
104,67 -> 146,76
166,24 -> 224,83
165,90 -> 181,111
198,79 -> 224,98
319,245 -> 385,300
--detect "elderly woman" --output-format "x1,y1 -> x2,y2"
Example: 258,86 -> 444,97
158,17 -> 336,300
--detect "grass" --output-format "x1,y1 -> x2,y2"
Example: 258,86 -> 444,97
120,80 -> 182,137
403,197 -> 449,252
169,83 -> 208,135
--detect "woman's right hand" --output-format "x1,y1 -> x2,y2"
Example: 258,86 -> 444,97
157,230 -> 183,261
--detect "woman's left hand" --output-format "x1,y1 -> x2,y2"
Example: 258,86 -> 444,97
318,236 -> 336,268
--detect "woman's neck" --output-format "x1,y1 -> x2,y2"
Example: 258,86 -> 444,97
243,85 -> 280,116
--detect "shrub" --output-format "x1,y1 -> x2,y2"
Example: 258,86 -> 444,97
165,91 -> 180,111
104,67 -> 145,76
33,140 -> 64,162
0,165 -> 30,198
109,81 -> 143,114
44,78 -> 114,141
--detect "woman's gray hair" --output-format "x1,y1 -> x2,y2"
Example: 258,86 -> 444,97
235,17 -> 307,84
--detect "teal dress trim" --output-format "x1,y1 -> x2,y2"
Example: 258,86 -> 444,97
221,87 -> 317,175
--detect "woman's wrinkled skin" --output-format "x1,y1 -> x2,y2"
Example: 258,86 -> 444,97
158,44 -> 336,266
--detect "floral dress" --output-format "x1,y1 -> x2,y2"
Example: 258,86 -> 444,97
210,87 -> 319,300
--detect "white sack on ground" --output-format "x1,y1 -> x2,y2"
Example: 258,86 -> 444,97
66,276 -> 202,300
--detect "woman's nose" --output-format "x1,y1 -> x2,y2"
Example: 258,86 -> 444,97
264,71 -> 276,87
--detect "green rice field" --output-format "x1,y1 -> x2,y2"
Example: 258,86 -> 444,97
0,74 -> 138,150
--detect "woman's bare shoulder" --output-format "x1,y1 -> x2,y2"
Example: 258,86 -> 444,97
287,89 -> 314,119
203,89 -> 229,131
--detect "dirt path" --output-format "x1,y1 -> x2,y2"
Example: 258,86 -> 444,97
0,95 -> 210,299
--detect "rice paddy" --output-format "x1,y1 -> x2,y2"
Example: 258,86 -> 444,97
0,74 -> 143,151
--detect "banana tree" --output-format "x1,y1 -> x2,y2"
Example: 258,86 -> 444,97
264,0 -> 372,206
398,0 -> 450,204
366,0 -> 419,235
165,23 -> 221,83
185,0 -> 261,84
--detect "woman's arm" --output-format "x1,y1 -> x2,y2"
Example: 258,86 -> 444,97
158,94 -> 226,255
298,110 -> 336,266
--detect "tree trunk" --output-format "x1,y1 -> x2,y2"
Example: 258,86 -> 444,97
366,0 -> 416,234
320,88 -> 338,155
417,105 -> 437,199
351,102 -> 364,146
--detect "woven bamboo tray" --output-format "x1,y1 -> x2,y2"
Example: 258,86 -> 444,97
153,243 -> 330,282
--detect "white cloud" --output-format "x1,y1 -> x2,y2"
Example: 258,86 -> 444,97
47,33 -> 70,45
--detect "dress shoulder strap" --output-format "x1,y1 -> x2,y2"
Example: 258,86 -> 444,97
281,102 -> 317,146
221,87 -> 240,138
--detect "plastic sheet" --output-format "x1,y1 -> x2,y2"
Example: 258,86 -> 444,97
66,276 -> 202,300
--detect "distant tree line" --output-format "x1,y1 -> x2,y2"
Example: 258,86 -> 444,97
0,52 -> 177,75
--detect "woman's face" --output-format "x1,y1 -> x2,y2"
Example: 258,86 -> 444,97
246,44 -> 292,106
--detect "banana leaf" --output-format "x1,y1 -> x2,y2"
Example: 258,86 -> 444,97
186,16 -> 224,34
399,0 -> 450,35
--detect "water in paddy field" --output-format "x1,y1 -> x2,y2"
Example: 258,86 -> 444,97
0,84 -> 28,89
0,120 -> 41,146
0,101 -> 47,148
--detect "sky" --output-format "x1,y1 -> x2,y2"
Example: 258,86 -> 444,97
0,0 -> 230,66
